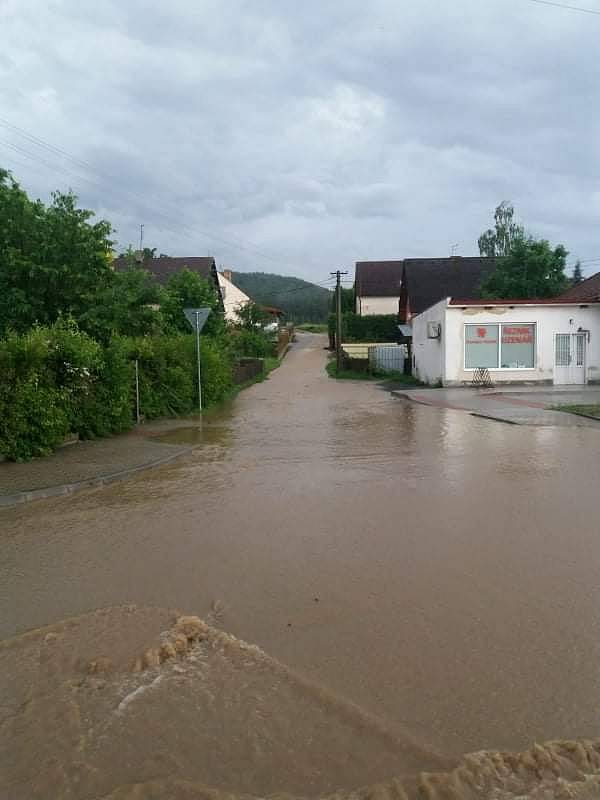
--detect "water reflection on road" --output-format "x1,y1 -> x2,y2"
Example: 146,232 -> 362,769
2,333 -> 600,762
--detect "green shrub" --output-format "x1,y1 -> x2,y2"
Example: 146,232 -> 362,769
230,328 -> 274,358
45,318 -> 104,438
328,313 -> 399,343
0,323 -> 236,461
76,336 -> 134,438
128,333 -> 234,418
0,326 -> 71,460
0,378 -> 69,460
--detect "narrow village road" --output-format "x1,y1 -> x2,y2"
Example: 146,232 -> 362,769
3,332 -> 600,763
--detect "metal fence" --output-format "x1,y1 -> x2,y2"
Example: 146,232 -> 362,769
368,344 -> 407,373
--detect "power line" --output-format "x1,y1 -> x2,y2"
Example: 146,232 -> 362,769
0,118 -> 314,271
244,277 -> 336,298
524,0 -> 600,16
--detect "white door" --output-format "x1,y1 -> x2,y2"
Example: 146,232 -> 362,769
554,333 -> 587,384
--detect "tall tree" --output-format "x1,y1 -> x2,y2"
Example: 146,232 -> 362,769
118,246 -> 159,260
0,170 -> 113,335
160,268 -> 224,336
478,201 -> 525,257
330,286 -> 354,314
79,268 -> 163,341
481,237 -> 569,299
235,302 -> 270,330
572,260 -> 583,285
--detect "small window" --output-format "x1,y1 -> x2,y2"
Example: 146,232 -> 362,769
465,324 -> 499,369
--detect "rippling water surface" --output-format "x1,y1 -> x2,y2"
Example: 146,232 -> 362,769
3,333 -> 600,798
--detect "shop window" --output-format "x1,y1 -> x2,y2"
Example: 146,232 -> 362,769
500,325 -> 535,368
465,324 -> 499,369
465,323 -> 536,369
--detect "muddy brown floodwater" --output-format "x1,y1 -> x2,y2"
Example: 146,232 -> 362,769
3,332 -> 600,800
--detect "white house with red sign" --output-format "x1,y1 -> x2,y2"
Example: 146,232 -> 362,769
411,296 -> 600,386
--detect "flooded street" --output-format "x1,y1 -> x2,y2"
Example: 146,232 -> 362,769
3,332 -> 600,799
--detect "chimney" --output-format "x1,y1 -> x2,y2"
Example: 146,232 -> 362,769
222,269 -> 233,282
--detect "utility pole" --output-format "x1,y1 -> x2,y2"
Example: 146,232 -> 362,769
331,270 -> 348,371
139,224 -> 144,252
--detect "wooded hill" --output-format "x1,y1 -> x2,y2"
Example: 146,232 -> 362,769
232,272 -> 332,323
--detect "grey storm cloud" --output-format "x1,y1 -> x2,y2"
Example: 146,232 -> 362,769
1,0 -> 599,279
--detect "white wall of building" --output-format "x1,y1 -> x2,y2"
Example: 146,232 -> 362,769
356,296 -> 399,316
413,300 -> 600,385
411,298 -> 446,385
217,272 -> 252,323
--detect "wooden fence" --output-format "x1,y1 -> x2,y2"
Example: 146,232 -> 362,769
233,358 -> 265,385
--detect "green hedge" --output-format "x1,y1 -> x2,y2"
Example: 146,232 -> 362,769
328,313 -> 399,343
0,320 -> 235,461
229,328 -> 274,359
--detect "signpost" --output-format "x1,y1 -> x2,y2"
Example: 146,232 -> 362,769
183,307 -> 211,412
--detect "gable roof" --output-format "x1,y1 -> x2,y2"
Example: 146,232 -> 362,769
355,261 -> 404,297
400,257 -> 497,319
114,256 -> 218,286
559,270 -> 600,303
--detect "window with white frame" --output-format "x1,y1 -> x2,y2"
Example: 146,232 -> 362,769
464,323 -> 535,369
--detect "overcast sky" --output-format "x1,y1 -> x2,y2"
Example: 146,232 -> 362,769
1,0 -> 599,282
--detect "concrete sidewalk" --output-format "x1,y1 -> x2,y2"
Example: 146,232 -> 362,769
0,417 -> 204,507
393,385 -> 600,427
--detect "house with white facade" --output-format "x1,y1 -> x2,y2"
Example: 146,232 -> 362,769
412,295 -> 600,386
354,261 -> 404,316
217,269 -> 253,323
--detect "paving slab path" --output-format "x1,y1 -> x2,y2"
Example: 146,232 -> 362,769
394,384 -> 600,426
0,418 -> 202,506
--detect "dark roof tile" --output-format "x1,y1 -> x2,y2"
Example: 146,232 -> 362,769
114,256 -> 217,286
355,261 -> 404,297
402,257 -> 497,317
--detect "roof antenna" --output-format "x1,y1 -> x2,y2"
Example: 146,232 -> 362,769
450,243 -> 459,257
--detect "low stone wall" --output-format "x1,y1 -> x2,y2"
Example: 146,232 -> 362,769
276,326 -> 294,358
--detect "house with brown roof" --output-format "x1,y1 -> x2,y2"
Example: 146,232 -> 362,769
113,254 -> 224,307
398,256 -> 497,322
354,261 -> 404,316
559,270 -> 600,303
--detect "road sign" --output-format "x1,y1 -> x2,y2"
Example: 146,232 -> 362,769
184,307 -> 211,333
183,308 -> 212,412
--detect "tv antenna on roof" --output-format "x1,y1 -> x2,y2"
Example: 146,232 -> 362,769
450,243 -> 459,256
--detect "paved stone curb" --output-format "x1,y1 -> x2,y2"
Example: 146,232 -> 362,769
555,409 -> 600,422
469,412 -> 519,425
0,445 -> 194,508
391,390 -> 472,412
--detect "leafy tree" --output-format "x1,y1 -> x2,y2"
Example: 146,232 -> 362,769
478,201 -> 525,257
235,302 -> 271,330
0,169 -> 114,336
79,268 -> 163,341
160,268 -> 224,336
481,237 -> 569,299
118,246 -> 159,260
330,286 -> 354,313
572,260 -> 583,285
